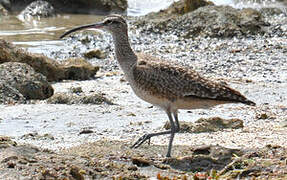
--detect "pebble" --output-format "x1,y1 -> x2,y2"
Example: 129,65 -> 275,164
131,157 -> 152,167
79,129 -> 94,135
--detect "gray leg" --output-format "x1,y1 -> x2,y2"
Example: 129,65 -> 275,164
130,130 -> 173,149
173,111 -> 180,132
166,111 -> 176,157
131,110 -> 177,157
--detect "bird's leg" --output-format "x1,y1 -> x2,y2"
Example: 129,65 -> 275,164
130,130 -> 173,149
166,111 -> 176,157
173,111 -> 180,133
131,110 -> 177,157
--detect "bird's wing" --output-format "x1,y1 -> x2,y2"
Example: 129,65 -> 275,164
133,54 -> 255,105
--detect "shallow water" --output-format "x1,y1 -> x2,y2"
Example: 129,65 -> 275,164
0,14 -> 103,51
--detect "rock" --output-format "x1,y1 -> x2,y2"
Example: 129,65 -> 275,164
164,117 -> 244,133
0,0 -> 10,11
280,119 -> 287,127
8,0 -> 127,15
60,58 -> 100,80
0,136 -> 17,149
0,82 -> 26,104
134,5 -> 269,38
17,0 -> 56,21
91,0 -> 127,14
0,39 -> 99,81
6,161 -> 16,168
84,49 -> 107,59
164,145 -> 242,171
147,0 -> 214,18
127,165 -> 138,171
0,39 -> 62,81
69,86 -> 83,94
260,7 -> 286,16
256,113 -> 269,120
0,145 -> 39,164
79,129 -> 94,135
70,166 -> 85,180
21,133 -> 55,140
165,156 -> 217,172
0,62 -> 54,101
47,92 -> 113,105
131,157 -> 152,167
181,0 -> 214,13
0,3 -> 8,15
40,169 -> 58,179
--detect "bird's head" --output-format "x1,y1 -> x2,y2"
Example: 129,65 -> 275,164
60,15 -> 127,39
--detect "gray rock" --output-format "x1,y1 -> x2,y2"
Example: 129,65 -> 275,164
0,39 -> 99,82
0,62 -> 54,102
164,117 -> 244,133
84,49 -> 107,59
18,0 -> 56,21
134,5 -> 269,38
0,4 -> 8,16
0,82 -> 26,104
146,0 -> 214,17
0,136 -> 17,149
165,145 -> 242,171
0,0 -> 9,15
260,7 -> 286,16
0,0 -> 10,11
46,92 -> 113,105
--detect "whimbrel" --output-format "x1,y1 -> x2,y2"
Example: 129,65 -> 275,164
60,15 -> 255,157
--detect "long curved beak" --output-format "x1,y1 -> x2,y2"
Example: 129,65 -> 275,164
60,22 -> 104,39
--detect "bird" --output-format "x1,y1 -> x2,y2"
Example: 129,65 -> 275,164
60,15 -> 255,157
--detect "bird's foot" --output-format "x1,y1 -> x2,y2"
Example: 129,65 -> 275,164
131,134 -> 151,149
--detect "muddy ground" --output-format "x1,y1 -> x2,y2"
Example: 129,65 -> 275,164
1,137 -> 287,179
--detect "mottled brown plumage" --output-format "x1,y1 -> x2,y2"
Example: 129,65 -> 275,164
60,15 -> 255,157
133,53 -> 254,108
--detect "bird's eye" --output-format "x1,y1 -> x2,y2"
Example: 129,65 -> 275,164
105,20 -> 112,24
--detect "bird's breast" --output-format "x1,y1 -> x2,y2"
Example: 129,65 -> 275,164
129,82 -> 172,109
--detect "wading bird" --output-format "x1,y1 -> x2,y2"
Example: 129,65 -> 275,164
60,15 -> 255,157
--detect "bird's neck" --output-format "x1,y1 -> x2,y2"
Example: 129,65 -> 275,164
112,32 -> 137,73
